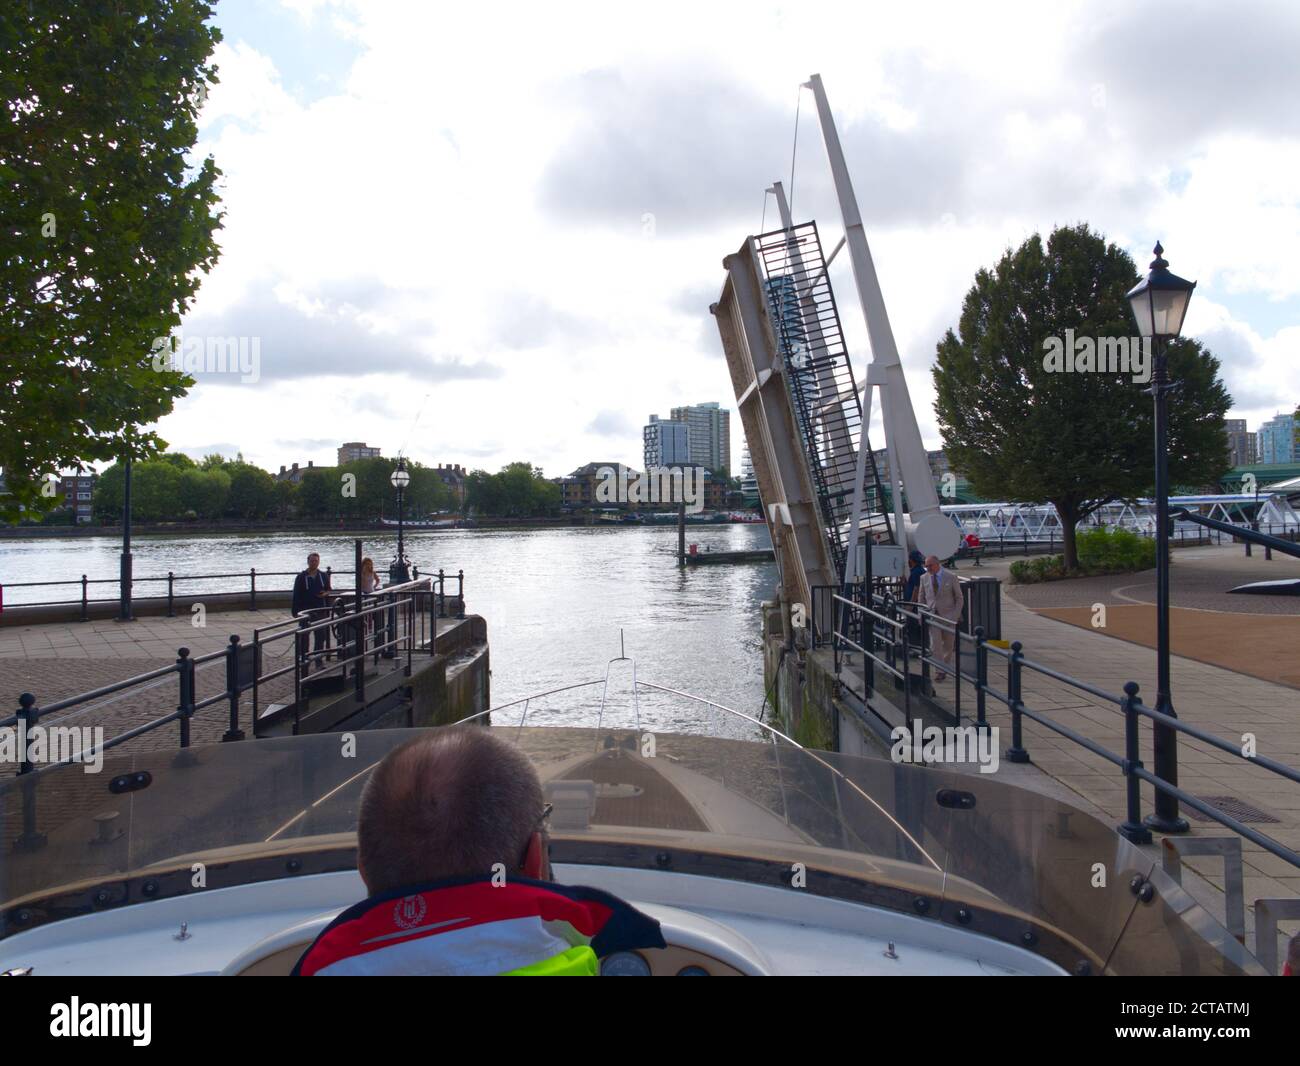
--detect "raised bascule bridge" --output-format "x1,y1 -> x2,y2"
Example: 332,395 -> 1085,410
712,75 -> 963,684
712,75 -> 1300,971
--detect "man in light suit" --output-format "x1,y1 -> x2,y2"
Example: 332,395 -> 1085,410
919,554 -> 964,681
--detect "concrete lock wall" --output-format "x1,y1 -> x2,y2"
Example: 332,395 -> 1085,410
363,617 -> 490,730
761,601 -> 837,751
761,600 -> 897,758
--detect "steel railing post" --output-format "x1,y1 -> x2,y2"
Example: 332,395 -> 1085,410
249,568 -> 257,611
14,693 -> 46,851
291,618 -> 309,737
225,634 -> 246,741
974,625 -> 988,732
80,575 -> 88,622
953,625 -> 962,725
1006,640 -> 1029,763
167,571 -> 175,617
16,692 -> 38,776
1118,682 -> 1153,843
898,602 -> 911,720
177,648 -> 193,748
919,611 -> 931,688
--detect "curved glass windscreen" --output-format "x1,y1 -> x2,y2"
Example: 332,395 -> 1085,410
0,715 -> 1261,975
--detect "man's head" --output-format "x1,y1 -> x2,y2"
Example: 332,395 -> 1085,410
925,555 -> 941,574
356,727 -> 547,895
908,550 -> 924,567
307,552 -> 320,572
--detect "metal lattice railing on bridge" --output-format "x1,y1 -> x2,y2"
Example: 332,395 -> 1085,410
754,221 -> 892,578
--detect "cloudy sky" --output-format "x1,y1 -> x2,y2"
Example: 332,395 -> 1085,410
158,0 -> 1300,477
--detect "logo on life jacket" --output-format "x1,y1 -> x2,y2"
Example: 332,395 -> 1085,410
393,894 -> 428,929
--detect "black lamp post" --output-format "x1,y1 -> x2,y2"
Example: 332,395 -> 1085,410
390,458 -> 411,584
1126,241 -> 1196,834
118,455 -> 134,621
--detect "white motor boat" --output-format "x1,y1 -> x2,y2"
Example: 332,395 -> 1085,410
0,672 -> 1261,976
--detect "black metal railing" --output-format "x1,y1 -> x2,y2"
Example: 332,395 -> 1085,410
0,565 -> 465,618
810,582 -> 1300,872
941,521 -> 1299,563
2,578 -> 452,778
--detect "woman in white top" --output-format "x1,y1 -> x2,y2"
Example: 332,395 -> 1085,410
359,557 -> 381,595
358,558 -> 382,651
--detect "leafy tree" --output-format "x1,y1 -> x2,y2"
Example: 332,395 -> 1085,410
225,463 -> 276,520
131,461 -> 182,521
178,465 -> 228,518
464,469 -> 499,515
465,462 -> 560,517
199,453 -> 228,471
274,478 -> 296,519
405,465 -> 451,517
92,461 -> 125,521
0,0 -> 224,521
933,224 -> 1232,569
297,469 -> 338,518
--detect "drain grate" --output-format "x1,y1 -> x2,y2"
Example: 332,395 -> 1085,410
1184,795 -> 1280,824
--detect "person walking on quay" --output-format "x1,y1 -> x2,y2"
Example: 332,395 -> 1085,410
292,552 -> 333,666
903,549 -> 926,655
919,554 -> 963,682
904,549 -> 925,603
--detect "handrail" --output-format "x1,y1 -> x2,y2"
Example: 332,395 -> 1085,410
5,575 -> 447,770
0,565 -> 462,616
811,578 -> 1300,875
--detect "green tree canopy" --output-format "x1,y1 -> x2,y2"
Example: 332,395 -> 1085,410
179,465 -> 228,518
0,0 -> 223,521
224,462 -> 276,520
466,462 -> 560,517
297,468 -> 338,518
933,224 -> 1232,569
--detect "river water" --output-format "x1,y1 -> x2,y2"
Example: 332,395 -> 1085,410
0,524 -> 778,735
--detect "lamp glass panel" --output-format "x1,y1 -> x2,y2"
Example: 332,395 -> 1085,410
1151,289 -> 1190,337
1128,291 -> 1155,338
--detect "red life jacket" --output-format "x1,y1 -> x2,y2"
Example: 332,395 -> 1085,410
293,876 -> 665,976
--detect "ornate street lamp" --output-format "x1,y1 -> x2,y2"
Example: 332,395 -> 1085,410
1126,241 -> 1196,835
390,458 -> 411,584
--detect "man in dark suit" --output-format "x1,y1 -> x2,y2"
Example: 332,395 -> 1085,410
291,552 -> 332,665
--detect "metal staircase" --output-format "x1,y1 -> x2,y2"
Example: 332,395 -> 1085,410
754,221 -> 893,577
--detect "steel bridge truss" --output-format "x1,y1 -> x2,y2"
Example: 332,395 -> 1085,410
752,222 -> 893,578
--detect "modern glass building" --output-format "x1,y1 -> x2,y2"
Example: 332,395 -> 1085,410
669,402 -> 731,475
643,415 -> 691,470
1258,413 -> 1297,465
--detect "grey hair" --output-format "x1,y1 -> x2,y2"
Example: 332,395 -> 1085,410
356,726 -> 544,895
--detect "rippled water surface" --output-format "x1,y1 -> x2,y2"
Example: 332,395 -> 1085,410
1,525 -> 778,734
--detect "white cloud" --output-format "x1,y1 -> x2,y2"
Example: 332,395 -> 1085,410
153,0 -> 1300,479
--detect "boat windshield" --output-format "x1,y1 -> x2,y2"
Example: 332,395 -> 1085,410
0,695 -> 1259,974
